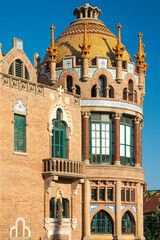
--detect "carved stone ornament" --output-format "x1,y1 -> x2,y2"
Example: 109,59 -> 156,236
73,184 -> 80,197
71,218 -> 77,230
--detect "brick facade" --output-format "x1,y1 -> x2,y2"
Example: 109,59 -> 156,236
0,3 -> 148,240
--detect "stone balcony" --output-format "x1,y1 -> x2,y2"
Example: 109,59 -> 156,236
42,158 -> 86,180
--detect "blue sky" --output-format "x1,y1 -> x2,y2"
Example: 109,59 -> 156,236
0,0 -> 160,190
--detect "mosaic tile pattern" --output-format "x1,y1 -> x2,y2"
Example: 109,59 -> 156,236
14,98 -> 27,113
64,59 -> 73,69
81,100 -> 143,114
98,58 -> 107,69
90,205 -> 100,214
128,63 -> 134,74
105,205 -> 115,214
121,205 -> 136,215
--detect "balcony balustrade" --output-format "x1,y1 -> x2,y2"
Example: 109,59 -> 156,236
42,158 -> 86,179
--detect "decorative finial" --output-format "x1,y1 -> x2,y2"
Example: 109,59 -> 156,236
143,62 -> 149,77
79,21 -> 91,58
46,25 -> 59,62
134,32 -> 146,68
113,23 -> 125,60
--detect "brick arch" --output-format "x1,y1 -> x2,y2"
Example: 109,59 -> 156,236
124,73 -> 137,85
59,69 -> 80,88
90,205 -> 115,223
92,69 -> 113,83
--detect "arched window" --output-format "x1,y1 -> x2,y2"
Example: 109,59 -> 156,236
88,10 -> 91,17
91,210 -> 113,234
52,109 -> 66,158
67,76 -> 73,93
128,79 -> 133,102
99,76 -> 105,97
122,211 -> 135,234
8,59 -> 29,80
123,88 -> 127,100
82,9 -> 85,18
91,85 -> 96,97
75,85 -> 81,95
120,116 -> 134,166
90,113 -> 113,164
50,198 -> 69,218
134,91 -> 137,103
109,86 -> 114,98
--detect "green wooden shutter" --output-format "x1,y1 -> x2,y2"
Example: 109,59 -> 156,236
14,114 -> 25,152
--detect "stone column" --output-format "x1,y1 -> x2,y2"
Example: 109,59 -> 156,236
96,86 -> 99,98
83,179 -> 91,240
72,86 -> 76,95
50,61 -> 57,84
82,112 -> 91,164
114,113 -> 121,166
139,122 -> 143,167
116,60 -> 123,83
114,180 -> 122,239
134,117 -> 140,167
82,58 -> 89,81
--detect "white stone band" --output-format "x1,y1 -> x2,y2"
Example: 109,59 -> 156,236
81,100 -> 143,114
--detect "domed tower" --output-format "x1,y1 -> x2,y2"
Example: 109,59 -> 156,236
40,3 -> 148,240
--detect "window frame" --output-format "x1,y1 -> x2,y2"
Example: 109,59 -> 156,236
14,113 -> 26,153
91,210 -> 113,234
120,116 -> 134,166
52,109 -> 66,159
122,211 -> 135,234
90,113 -> 113,165
8,59 -> 30,80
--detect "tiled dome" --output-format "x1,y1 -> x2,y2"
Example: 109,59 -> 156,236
43,5 -> 132,66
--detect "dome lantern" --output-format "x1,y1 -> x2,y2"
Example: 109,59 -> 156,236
73,3 -> 101,20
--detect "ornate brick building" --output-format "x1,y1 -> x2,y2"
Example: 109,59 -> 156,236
0,3 -> 148,240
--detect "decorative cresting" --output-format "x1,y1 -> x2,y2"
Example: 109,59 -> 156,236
79,21 -> 91,81
113,24 -> 125,61
46,25 -> 59,84
73,3 -> 101,19
113,24 -> 125,84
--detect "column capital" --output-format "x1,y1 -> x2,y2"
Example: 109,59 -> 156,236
134,116 -> 140,124
82,112 -> 91,118
112,112 -> 122,120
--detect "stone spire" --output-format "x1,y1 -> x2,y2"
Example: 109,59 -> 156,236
113,24 -> 125,84
46,25 -> 59,62
79,21 -> 91,81
79,21 -> 91,58
46,25 -> 59,84
134,33 -> 148,90
134,32 -> 146,68
113,24 -> 125,61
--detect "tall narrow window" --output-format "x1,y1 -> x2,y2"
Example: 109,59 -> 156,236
107,188 -> 113,201
99,76 -> 105,97
131,189 -> 135,202
109,85 -> 114,98
15,59 -> 23,78
99,188 -> 105,201
120,116 -> 134,166
14,114 -> 26,152
123,88 -> 127,100
67,76 -> 73,93
121,188 -> 125,201
91,210 -> 113,234
50,198 -> 55,218
91,85 -> 96,97
75,85 -> 81,95
25,66 -> 29,80
52,109 -> 66,158
9,62 -> 13,75
128,80 -> 133,102
122,211 -> 135,234
91,188 -> 97,201
90,113 -> 113,164
62,198 -> 69,218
